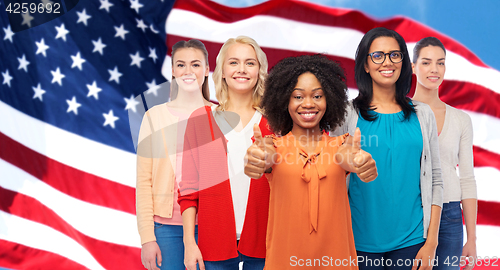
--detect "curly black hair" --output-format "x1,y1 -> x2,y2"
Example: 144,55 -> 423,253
262,54 -> 348,135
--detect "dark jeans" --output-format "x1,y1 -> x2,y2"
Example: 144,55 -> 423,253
357,242 -> 425,270
434,202 -> 464,270
204,251 -> 265,270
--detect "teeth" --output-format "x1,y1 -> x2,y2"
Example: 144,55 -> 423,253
235,78 -> 248,81
301,113 -> 315,117
380,70 -> 393,74
183,79 -> 195,82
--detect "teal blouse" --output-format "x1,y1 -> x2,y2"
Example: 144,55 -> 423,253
349,110 -> 425,252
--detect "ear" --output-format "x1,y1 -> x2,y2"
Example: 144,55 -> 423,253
364,62 -> 369,73
411,63 -> 416,74
205,65 -> 209,77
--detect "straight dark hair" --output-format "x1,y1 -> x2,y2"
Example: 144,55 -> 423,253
413,37 -> 446,63
353,27 -> 414,121
170,39 -> 210,101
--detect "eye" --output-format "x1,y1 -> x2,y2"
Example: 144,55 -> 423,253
372,52 -> 384,60
176,63 -> 185,68
230,61 -> 238,65
247,61 -> 256,66
193,63 -> 200,67
314,95 -> 323,100
294,96 -> 303,100
390,51 -> 402,60
422,62 -> 429,65
438,62 -> 445,66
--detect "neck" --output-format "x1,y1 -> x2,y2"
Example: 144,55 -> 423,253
226,88 -> 254,112
371,84 -> 397,105
412,84 -> 442,107
175,89 -> 208,111
291,127 -> 323,143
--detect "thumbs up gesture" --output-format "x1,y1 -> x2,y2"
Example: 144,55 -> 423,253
336,128 -> 377,182
244,124 -> 275,179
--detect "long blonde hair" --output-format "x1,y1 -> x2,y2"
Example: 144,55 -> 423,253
170,39 -> 210,101
212,36 -> 268,111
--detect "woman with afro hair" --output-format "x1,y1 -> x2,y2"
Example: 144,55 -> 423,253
245,54 -> 377,269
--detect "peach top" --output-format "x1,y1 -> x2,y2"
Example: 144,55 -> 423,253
264,132 -> 357,269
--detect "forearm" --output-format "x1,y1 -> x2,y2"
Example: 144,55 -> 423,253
462,198 -> 477,242
425,204 -> 442,247
182,207 -> 197,245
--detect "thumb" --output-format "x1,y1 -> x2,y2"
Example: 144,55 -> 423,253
157,249 -> 162,267
353,127 -> 361,152
253,124 -> 264,150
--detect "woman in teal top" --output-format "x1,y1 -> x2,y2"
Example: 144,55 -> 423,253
334,27 -> 443,270
350,109 -> 424,252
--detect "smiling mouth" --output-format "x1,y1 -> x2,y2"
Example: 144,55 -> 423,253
233,77 -> 250,81
298,112 -> 318,120
428,76 -> 440,81
182,78 -> 196,84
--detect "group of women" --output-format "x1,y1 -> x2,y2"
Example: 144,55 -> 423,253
136,27 -> 477,270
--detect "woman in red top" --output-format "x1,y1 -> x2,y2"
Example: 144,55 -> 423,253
178,36 -> 271,270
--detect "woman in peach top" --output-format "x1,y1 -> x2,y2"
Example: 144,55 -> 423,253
245,55 -> 377,269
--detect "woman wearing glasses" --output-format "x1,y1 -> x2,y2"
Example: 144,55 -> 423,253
333,27 -> 442,270
412,37 -> 477,270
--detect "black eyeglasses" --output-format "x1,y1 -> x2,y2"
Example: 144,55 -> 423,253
367,51 -> 404,64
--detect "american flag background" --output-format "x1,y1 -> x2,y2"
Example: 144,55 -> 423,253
1,0 -> 499,269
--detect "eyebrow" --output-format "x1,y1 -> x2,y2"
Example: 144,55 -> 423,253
421,57 -> 446,61
293,87 -> 323,91
175,59 -> 202,63
228,57 -> 257,62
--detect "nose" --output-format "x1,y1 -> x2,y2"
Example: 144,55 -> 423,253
237,63 -> 246,73
301,96 -> 314,108
430,63 -> 438,73
382,55 -> 392,66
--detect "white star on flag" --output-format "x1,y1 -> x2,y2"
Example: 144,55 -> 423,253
35,38 -> 50,57
146,79 -> 161,96
66,96 -> 81,115
2,69 -> 13,87
32,83 -> 46,101
92,37 -> 106,55
17,55 -> 30,72
130,52 -> 144,68
76,9 -> 92,26
71,52 -> 86,70
50,67 -> 65,86
130,0 -> 144,13
55,23 -> 70,41
124,95 -> 139,113
149,47 -> 158,63
114,24 -> 129,40
136,18 -> 148,32
108,66 -> 122,84
86,81 -> 102,100
3,25 -> 14,43
103,110 -> 119,128
99,0 -> 114,13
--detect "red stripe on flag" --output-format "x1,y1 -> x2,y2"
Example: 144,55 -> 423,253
0,186 -> 142,270
0,131 -> 136,215
0,239 -> 86,270
172,0 -> 489,68
473,146 -> 500,171
478,200 -> 500,227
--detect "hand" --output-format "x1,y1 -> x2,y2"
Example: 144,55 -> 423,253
461,241 -> 477,270
184,242 -> 205,270
412,243 -> 436,270
351,128 -> 377,182
244,124 -> 272,179
141,241 -> 162,270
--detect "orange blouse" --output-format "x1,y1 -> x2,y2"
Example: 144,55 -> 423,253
264,132 -> 358,269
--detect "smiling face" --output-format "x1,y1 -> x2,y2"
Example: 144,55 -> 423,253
413,45 -> 446,92
222,43 -> 260,94
288,72 -> 326,136
364,36 -> 402,91
172,48 -> 209,92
